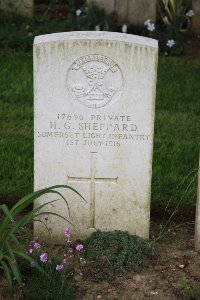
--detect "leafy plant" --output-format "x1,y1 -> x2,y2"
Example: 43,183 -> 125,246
178,280 -> 200,300
24,255 -> 74,300
23,225 -> 84,300
83,230 -> 154,280
157,0 -> 193,32
155,0 -> 194,55
0,185 -> 83,295
75,3 -> 118,31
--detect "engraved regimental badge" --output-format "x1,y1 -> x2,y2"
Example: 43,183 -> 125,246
67,54 -> 123,108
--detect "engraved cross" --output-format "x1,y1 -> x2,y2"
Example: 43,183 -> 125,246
67,152 -> 118,228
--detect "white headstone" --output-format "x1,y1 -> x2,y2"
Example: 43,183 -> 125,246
195,155 -> 200,251
34,32 -> 158,243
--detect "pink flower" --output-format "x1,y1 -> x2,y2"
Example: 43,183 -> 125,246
75,243 -> 84,252
63,258 -> 70,264
68,248 -> 74,254
40,253 -> 48,263
33,242 -> 41,250
66,238 -> 72,243
28,248 -> 33,254
64,227 -> 71,237
56,264 -> 64,271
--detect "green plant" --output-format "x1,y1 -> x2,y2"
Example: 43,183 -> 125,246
157,0 -> 193,32
178,280 -> 200,300
0,185 -> 82,295
83,230 -> 154,280
153,169 -> 198,241
156,0 -> 194,55
24,256 -> 74,300
75,3 -> 118,31
23,225 -> 84,300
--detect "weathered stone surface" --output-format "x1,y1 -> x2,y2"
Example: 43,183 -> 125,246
87,0 -> 156,25
87,0 -> 115,14
193,0 -> 200,33
115,0 -> 129,23
34,31 -> 158,243
195,155 -> 200,251
127,0 -> 156,26
0,0 -> 34,18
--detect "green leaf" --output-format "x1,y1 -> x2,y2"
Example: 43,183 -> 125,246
0,204 -> 17,239
11,185 -> 84,216
6,243 -> 22,285
1,261 -> 13,295
34,211 -> 74,226
14,250 -> 46,275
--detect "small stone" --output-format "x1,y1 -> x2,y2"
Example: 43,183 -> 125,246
134,274 -> 145,282
179,264 -> 185,268
80,257 -> 86,266
97,296 -> 102,299
150,291 -> 158,295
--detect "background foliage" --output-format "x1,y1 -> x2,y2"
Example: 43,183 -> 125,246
0,0 -> 194,55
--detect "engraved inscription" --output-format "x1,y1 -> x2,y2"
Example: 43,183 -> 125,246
67,152 -> 118,228
67,55 -> 123,108
36,113 -> 151,147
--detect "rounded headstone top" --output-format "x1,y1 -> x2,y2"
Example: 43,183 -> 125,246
34,31 -> 158,49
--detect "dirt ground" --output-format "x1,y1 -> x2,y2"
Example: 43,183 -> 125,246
75,221 -> 200,300
0,215 -> 200,300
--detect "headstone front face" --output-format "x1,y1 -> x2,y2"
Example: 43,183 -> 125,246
34,32 -> 158,243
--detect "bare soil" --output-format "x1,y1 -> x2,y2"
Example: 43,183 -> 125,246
0,220 -> 200,300
74,221 -> 200,300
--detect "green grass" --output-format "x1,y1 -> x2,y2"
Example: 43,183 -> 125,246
152,57 -> 200,207
0,50 -> 33,200
0,50 -> 199,207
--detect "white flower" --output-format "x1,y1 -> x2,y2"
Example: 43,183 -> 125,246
163,16 -> 170,25
76,9 -> 82,17
147,23 -> 155,32
122,24 -> 127,33
95,25 -> 100,31
186,10 -> 195,17
166,39 -> 175,47
144,19 -> 151,26
144,19 -> 155,32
